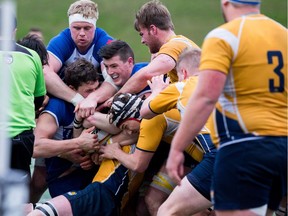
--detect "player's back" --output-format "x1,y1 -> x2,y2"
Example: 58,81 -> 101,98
202,14 -> 287,138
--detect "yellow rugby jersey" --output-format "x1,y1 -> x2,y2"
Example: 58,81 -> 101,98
200,14 -> 287,146
91,138 -> 138,202
158,35 -> 200,82
93,139 -> 133,183
137,109 -> 204,162
149,76 -> 211,135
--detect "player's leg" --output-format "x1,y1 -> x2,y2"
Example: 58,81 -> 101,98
30,158 -> 47,203
145,162 -> 192,216
275,195 -> 287,216
157,149 -> 215,216
27,195 -> 72,216
157,177 -> 211,216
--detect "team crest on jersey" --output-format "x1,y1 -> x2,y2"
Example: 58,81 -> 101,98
4,54 -> 13,64
68,191 -> 77,196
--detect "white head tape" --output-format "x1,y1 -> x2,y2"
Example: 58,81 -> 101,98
69,14 -> 97,27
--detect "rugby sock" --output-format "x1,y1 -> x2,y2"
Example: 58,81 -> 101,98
275,206 -> 287,216
35,201 -> 59,216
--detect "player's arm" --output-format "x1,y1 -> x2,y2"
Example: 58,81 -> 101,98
33,113 -> 98,158
100,115 -> 166,172
75,81 -> 117,118
166,69 -> 226,184
99,132 -> 153,172
117,54 -> 175,95
43,53 -> 82,105
140,74 -> 170,119
84,111 -> 121,134
100,144 -> 154,173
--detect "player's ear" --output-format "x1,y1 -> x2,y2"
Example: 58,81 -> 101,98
149,24 -> 157,35
127,57 -> 134,65
222,0 -> 229,6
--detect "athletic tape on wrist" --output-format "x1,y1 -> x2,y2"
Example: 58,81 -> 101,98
73,122 -> 83,129
71,93 -> 84,106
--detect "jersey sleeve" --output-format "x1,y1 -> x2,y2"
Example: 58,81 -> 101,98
42,98 -> 73,127
149,83 -> 179,114
47,29 -> 74,64
93,28 -> 114,64
200,28 -> 235,75
136,115 -> 167,152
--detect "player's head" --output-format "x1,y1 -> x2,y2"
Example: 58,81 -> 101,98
134,0 -> 174,32
64,58 -> 100,98
134,0 -> 174,54
67,0 -> 98,51
109,93 -> 143,134
17,34 -> 48,66
99,40 -> 134,63
98,40 -> 135,87
176,47 -> 201,81
68,0 -> 98,25
28,27 -> 44,42
221,0 -> 261,22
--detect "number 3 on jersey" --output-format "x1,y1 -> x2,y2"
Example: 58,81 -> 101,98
267,51 -> 285,93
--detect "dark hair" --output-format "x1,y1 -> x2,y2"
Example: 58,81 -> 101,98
17,34 -> 48,65
64,58 -> 100,89
98,40 -> 134,63
134,0 -> 174,32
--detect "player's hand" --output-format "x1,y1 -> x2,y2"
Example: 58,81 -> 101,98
91,152 -> 101,165
60,149 -> 86,164
77,127 -> 100,153
75,95 -> 98,118
99,142 -> 121,160
147,74 -> 170,95
79,155 -> 94,170
166,148 -> 185,185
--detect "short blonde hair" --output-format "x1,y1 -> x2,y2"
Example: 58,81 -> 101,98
176,47 -> 201,73
67,0 -> 99,20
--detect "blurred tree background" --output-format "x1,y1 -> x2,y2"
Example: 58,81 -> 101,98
17,0 -> 287,62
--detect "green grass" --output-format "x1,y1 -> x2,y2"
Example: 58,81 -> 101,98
16,0 -> 287,62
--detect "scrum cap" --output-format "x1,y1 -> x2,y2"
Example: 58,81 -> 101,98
109,93 -> 143,127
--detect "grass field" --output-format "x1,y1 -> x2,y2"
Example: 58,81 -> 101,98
16,0 -> 287,62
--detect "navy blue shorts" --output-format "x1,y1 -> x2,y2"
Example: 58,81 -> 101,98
186,149 -> 216,200
48,166 -> 98,198
63,182 -> 119,216
212,136 -> 287,210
